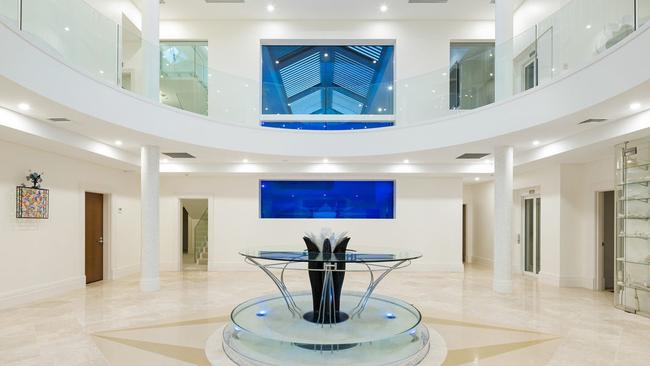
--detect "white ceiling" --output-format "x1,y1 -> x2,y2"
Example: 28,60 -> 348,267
156,0 -> 525,21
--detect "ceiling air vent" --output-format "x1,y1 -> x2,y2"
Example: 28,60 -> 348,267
457,153 -> 490,160
578,118 -> 607,125
409,0 -> 448,3
163,152 -> 196,159
47,117 -> 71,122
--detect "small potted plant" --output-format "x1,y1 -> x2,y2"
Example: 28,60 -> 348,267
24,170 -> 44,189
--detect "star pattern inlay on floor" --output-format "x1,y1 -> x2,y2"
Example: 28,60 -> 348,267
91,313 -> 561,365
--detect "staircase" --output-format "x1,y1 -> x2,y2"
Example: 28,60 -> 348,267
194,209 -> 208,265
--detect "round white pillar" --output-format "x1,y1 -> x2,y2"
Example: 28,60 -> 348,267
140,145 -> 160,292
493,146 -> 513,293
142,0 -> 160,101
495,0 -> 514,100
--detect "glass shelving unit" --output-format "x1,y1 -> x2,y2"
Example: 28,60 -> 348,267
615,139 -> 650,317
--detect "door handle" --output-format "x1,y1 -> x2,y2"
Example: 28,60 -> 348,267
98,237 -> 104,245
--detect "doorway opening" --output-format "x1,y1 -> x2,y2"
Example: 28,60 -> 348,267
180,199 -> 209,271
522,195 -> 541,275
85,192 -> 104,284
597,191 -> 616,291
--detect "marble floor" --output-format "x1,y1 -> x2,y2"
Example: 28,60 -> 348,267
1,265 -> 649,366
182,253 -> 207,272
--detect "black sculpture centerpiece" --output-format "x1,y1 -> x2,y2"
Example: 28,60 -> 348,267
303,235 -> 350,324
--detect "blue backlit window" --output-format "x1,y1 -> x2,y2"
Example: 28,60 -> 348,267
260,180 -> 395,219
261,45 -> 395,115
260,121 -> 394,130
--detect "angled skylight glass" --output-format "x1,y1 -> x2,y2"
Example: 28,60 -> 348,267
262,45 -> 394,115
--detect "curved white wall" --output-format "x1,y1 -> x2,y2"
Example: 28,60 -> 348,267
1,22 -> 649,157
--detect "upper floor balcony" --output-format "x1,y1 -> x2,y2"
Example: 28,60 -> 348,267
1,0 -> 649,157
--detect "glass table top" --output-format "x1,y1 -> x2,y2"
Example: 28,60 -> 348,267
240,247 -> 422,263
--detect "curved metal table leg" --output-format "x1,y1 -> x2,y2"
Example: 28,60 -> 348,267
246,257 -> 303,317
349,260 -> 408,318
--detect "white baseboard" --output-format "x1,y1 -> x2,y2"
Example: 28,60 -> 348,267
160,261 -> 178,272
413,262 -> 465,272
537,272 -> 560,286
0,275 -> 85,310
111,264 -> 139,279
559,276 -> 593,289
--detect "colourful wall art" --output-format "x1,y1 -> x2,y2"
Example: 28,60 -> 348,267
16,187 -> 49,219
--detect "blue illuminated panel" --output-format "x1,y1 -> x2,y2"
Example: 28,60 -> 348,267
260,181 -> 395,219
261,121 -> 394,130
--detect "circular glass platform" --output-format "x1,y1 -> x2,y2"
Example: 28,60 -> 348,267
212,292 -> 445,366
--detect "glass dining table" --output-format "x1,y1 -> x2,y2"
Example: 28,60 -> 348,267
215,246 -> 436,366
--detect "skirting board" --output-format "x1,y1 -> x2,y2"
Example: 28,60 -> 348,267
111,264 -> 140,279
112,262 -> 179,278
559,276 -> 593,289
0,275 -> 85,310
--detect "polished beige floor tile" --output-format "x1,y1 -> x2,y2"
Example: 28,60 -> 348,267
1,265 -> 649,366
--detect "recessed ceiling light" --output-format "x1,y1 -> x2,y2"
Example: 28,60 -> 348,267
532,140 -> 540,146
64,26 -> 70,32
380,4 -> 388,12
275,60 -> 279,64
17,103 -> 30,111
585,24 -> 592,29
161,158 -> 169,163
630,102 -> 642,110
99,70 -> 104,74
474,177 -> 481,181
266,4 -> 275,12
115,140 -> 123,146
403,159 -> 410,164
243,158 -> 249,163
387,85 -> 393,91
323,158 -> 329,163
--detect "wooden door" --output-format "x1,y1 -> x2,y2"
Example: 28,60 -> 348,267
85,192 -> 103,284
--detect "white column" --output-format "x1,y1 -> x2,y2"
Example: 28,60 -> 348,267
142,0 -> 160,101
495,0 -> 514,100
493,146 -> 513,293
140,145 -> 160,292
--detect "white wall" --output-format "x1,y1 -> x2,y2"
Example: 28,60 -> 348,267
466,156 -> 615,289
0,139 -> 141,309
160,19 -> 495,80
160,175 -> 464,272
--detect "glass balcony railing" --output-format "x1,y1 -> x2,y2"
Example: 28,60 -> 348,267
0,0 -> 646,130
0,0 -> 17,28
